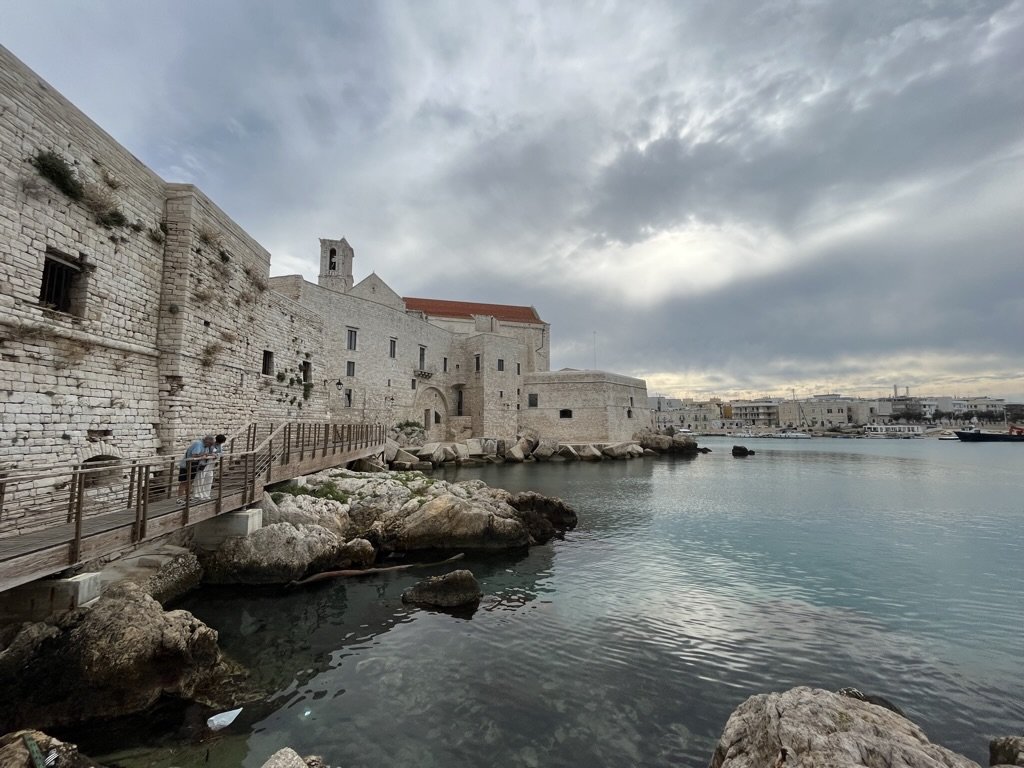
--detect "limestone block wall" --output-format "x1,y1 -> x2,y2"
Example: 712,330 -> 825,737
276,279 -> 458,429
157,186 -> 330,448
249,291 -> 330,423
0,44 -> 168,470
519,370 -> 651,443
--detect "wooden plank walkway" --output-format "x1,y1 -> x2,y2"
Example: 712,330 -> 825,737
0,421 -> 385,593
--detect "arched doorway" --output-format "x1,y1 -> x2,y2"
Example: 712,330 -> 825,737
414,386 -> 449,441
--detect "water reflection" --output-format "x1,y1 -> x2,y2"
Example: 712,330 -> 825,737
94,443 -> 1024,767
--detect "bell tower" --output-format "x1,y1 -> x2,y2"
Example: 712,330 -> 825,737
318,237 -> 354,293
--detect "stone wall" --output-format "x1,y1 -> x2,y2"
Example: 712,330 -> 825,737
519,370 -> 652,443
0,42 -> 650,489
0,44 -> 168,471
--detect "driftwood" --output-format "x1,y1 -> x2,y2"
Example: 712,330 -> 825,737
288,553 -> 465,587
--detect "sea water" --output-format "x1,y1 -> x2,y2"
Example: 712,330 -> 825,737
96,437 -> 1024,767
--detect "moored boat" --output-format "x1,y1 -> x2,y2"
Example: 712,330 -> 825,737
864,424 -> 924,439
954,424 -> 1024,443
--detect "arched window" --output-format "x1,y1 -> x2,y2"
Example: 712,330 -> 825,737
80,455 -> 122,488
627,408 -> 633,418
559,409 -> 573,419
328,248 -> 337,271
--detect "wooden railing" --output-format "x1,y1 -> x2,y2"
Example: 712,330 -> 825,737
0,422 -> 385,591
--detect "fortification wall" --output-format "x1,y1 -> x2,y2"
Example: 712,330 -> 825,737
0,45 -> 167,470
519,370 -> 651,442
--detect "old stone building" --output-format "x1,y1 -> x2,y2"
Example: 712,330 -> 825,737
0,44 -> 649,477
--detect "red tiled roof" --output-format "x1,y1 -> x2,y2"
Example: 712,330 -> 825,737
403,297 -> 544,324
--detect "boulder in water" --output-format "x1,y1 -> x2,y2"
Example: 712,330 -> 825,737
401,569 -> 482,607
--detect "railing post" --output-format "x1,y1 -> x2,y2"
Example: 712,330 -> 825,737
183,459 -> 193,526
66,467 -> 78,523
132,465 -> 144,541
244,452 -> 252,505
167,457 -> 176,499
126,465 -> 136,511
70,469 -> 85,564
268,434 -> 274,481
140,465 -> 150,540
217,455 -> 225,513
299,423 -> 305,461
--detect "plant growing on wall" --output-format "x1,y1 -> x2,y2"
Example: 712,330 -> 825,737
197,225 -> 223,249
30,150 -> 83,199
213,259 -> 232,282
243,266 -> 268,292
81,184 -> 128,227
200,342 -> 222,368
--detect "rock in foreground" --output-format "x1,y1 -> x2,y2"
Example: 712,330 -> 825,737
402,569 -> 482,608
0,730 -> 100,768
0,582 -> 246,732
709,687 -> 979,768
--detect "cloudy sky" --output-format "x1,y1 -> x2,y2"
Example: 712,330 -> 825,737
4,1 -> 1023,400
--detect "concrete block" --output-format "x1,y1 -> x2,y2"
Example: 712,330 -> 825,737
0,571 -> 102,622
193,508 -> 263,550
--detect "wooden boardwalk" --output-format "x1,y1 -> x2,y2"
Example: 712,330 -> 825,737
0,421 -> 385,593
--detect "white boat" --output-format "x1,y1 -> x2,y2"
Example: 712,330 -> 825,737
774,431 -> 811,439
864,424 -> 924,439
937,430 -> 959,441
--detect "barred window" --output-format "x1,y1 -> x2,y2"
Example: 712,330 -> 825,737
39,249 -> 85,315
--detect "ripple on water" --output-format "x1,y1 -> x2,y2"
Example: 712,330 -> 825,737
94,444 -> 1024,767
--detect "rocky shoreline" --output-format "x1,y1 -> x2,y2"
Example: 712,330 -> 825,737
0,463 -> 1019,767
372,424 -> 706,471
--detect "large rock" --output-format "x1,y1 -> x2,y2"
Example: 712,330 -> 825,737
200,523 -> 353,584
578,444 -> 604,461
264,493 -> 354,540
670,435 -> 699,455
556,444 -> 580,461
144,548 -> 203,604
384,493 -> 529,550
393,448 -> 419,464
601,442 -> 633,459
991,736 -> 1024,766
532,438 -> 558,461
506,443 -> 526,462
0,730 -> 97,768
708,687 -> 979,768
402,569 -> 482,607
0,583 -> 245,732
508,491 -> 578,544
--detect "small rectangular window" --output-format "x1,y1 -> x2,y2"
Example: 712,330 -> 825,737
559,409 -> 573,419
419,345 -> 426,370
262,350 -> 274,375
411,379 -> 417,390
40,249 -> 84,315
528,393 -> 538,408
497,358 -> 505,371
629,396 -> 634,407
344,388 -> 353,407
347,328 -> 358,350
443,357 -> 448,372
475,354 -> 481,372
301,360 -> 312,383
499,390 -> 504,398
346,360 -> 355,377
516,362 -> 521,375
389,338 -> 397,358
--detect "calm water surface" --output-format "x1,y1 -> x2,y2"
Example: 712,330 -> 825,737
98,438 -> 1023,767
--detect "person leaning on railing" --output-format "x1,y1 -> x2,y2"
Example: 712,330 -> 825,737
176,435 -> 215,505
194,433 -> 226,500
